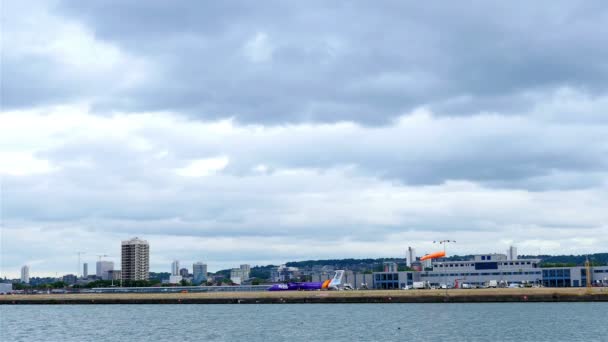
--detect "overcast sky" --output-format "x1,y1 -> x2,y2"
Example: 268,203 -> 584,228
2,0 -> 608,278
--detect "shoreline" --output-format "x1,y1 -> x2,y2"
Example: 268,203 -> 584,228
2,288 -> 607,304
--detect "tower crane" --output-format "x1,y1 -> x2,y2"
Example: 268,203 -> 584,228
76,251 -> 86,277
96,254 -> 109,261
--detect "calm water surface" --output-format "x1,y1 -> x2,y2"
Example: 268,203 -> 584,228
1,303 -> 607,341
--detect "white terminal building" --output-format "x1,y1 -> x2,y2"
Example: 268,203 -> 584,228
374,250 -> 608,289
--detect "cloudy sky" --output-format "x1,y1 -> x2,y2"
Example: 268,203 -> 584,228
2,0 -> 608,277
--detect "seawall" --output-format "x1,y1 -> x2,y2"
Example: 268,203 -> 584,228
2,288 -> 607,304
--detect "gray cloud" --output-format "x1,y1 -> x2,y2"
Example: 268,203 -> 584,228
3,1 -> 606,124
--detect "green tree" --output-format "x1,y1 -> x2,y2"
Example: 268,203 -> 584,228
50,281 -> 67,289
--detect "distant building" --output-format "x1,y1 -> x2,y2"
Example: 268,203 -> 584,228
374,254 -> 543,289
270,265 -> 300,282
406,247 -> 416,267
230,268 -> 244,285
240,264 -> 251,280
0,283 -> 13,294
410,261 -> 423,272
62,274 -> 78,284
21,265 -> 30,284
229,265 -> 252,284
383,262 -> 398,272
193,262 -> 208,284
507,246 -> 518,260
96,261 -> 114,280
121,237 -> 150,281
107,270 -> 122,281
171,260 -> 180,276
169,275 -> 182,284
83,263 -> 88,278
179,268 -> 189,277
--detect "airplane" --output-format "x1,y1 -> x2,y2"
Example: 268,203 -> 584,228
267,270 -> 345,291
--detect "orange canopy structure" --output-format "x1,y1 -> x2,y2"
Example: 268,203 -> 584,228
420,250 -> 446,261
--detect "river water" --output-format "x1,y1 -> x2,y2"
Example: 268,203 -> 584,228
1,303 -> 606,341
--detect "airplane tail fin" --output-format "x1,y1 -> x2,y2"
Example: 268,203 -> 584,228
329,270 -> 345,288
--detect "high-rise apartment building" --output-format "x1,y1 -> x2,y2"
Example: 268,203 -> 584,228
20,265 -> 30,283
406,247 -> 416,267
121,237 -> 149,281
507,246 -> 518,260
96,261 -> 114,280
83,263 -> 88,278
171,260 -> 180,276
193,262 -> 208,284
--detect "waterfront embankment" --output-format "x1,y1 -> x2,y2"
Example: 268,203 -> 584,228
1,288 -> 607,304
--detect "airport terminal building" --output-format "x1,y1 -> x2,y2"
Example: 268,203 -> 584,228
373,253 -> 608,289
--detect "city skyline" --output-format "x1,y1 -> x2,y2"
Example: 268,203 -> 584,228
4,241 -> 607,280
2,1 -> 608,278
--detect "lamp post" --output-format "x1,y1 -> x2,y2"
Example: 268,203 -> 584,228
434,240 -> 455,296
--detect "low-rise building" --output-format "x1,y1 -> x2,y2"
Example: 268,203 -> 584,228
270,265 -> 300,282
62,274 -> 78,284
169,275 -> 183,284
0,283 -> 13,294
373,253 -> 608,289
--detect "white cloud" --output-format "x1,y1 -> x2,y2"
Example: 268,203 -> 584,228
1,93 -> 608,277
243,32 -> 274,63
0,152 -> 56,176
175,156 -> 230,177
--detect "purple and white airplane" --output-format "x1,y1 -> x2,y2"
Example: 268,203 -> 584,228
267,270 -> 345,291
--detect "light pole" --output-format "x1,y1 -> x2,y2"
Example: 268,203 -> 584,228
433,240 -> 455,296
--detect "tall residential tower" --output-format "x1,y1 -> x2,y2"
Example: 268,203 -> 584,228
507,246 -> 518,260
121,237 -> 149,281
171,260 -> 180,276
20,265 -> 30,283
406,247 -> 416,267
